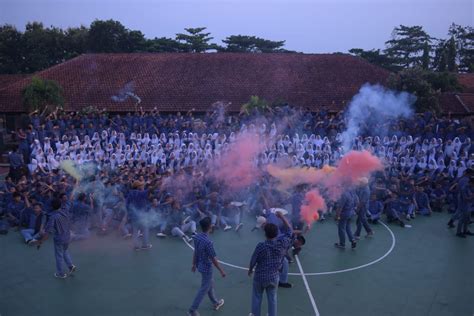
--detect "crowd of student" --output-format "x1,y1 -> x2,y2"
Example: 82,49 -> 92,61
1,105 -> 473,249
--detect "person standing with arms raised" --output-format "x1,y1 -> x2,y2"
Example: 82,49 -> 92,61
248,211 -> 293,316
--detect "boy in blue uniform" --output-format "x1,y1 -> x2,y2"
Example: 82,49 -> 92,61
456,175 -> 473,238
248,211 -> 293,316
188,217 -> 225,316
20,199 -> 46,245
37,199 -> 76,279
414,186 -> 432,216
335,189 -> 359,249
354,178 -> 373,239
368,193 -> 383,224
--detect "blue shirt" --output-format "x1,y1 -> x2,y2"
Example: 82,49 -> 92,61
339,190 -> 358,218
45,209 -> 71,242
193,233 -> 216,274
249,225 -> 293,284
357,186 -> 370,212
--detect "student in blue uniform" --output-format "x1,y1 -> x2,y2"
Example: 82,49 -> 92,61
335,188 -> 359,249
37,199 -> 76,279
248,211 -> 293,316
456,175 -> 473,238
188,217 -> 226,316
354,178 -> 373,239
20,198 -> 46,245
368,193 -> 383,224
414,186 -> 432,216
126,180 -> 152,250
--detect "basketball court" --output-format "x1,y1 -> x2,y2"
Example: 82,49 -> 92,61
0,212 -> 472,316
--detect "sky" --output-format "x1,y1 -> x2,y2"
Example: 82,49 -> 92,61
0,0 -> 472,53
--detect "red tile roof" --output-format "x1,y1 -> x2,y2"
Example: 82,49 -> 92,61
0,74 -> 30,90
458,74 -> 474,93
439,92 -> 474,115
0,53 -> 391,113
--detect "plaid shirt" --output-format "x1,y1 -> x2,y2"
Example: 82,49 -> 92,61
45,209 -> 71,243
193,233 -> 217,274
249,225 -> 293,283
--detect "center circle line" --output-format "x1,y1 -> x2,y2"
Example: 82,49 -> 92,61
183,221 -> 396,277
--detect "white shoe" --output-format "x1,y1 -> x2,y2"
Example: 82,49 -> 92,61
223,225 -> 232,231
235,223 -> 243,232
156,232 -> 167,238
214,299 -> 225,310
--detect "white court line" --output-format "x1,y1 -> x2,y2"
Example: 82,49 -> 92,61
294,221 -> 396,276
295,254 -> 320,316
183,221 -> 396,276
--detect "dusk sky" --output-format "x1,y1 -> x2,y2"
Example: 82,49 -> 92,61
1,0 -> 472,53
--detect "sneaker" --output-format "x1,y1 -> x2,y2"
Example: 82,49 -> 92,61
278,282 -> 293,288
410,214 -> 416,219
351,241 -> 357,249
214,299 -> 225,310
223,225 -> 232,231
69,265 -> 77,274
334,243 -> 345,249
156,232 -> 167,238
141,244 -> 152,250
235,223 -> 243,232
25,239 -> 32,244
456,233 -> 466,238
133,246 -> 141,251
405,214 -> 411,221
54,272 -> 68,279
447,221 -> 455,228
123,233 -> 132,239
366,231 -> 374,238
354,235 -> 360,240
27,239 -> 39,245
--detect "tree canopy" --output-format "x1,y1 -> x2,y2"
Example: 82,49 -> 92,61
22,76 -> 64,113
0,20 -> 290,74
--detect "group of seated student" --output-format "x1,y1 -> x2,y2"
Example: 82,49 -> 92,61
1,105 -> 473,245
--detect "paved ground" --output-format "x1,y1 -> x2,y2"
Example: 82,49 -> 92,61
0,212 -> 472,316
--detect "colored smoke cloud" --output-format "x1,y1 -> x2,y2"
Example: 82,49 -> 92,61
340,83 -> 415,151
211,131 -> 265,190
300,189 -> 326,227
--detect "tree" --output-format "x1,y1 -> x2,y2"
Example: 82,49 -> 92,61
0,25 -> 24,73
222,35 -> 286,53
22,76 -> 64,113
145,37 -> 185,52
433,40 -> 448,72
448,23 -> 474,72
348,48 -> 396,71
421,42 -> 431,70
22,22 -> 67,73
240,95 -> 271,115
388,68 -> 439,112
175,27 -> 218,52
388,68 -> 460,113
385,25 -> 432,69
64,26 -> 89,59
88,19 -> 129,53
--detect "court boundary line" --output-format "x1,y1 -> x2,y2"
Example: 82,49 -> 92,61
295,254 -> 320,316
183,221 -> 396,276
